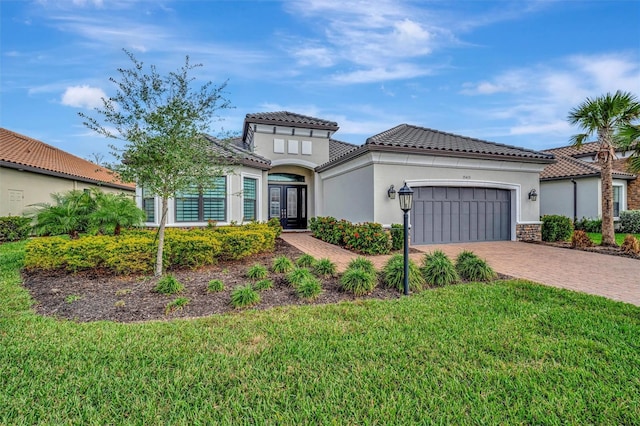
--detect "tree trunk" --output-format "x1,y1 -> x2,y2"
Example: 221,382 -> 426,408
155,196 -> 168,277
599,134 -> 617,247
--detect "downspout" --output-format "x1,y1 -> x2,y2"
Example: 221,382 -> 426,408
571,178 -> 577,223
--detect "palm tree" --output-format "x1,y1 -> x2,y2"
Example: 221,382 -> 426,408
31,190 -> 96,239
568,91 -> 640,246
618,123 -> 640,173
90,192 -> 145,235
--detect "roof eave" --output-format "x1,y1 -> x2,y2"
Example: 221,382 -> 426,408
245,117 -> 339,132
0,160 -> 136,191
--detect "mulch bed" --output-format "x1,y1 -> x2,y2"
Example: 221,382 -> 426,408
22,239 -> 402,323
527,240 -> 640,260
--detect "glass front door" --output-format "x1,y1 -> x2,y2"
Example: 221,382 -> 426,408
268,184 -> 307,229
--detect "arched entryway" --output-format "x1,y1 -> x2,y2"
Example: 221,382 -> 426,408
268,172 -> 307,230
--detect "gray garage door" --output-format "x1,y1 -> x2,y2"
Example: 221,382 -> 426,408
411,187 -> 511,244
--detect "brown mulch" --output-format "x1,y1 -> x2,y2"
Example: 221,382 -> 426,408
22,239 -> 402,323
528,240 -> 640,260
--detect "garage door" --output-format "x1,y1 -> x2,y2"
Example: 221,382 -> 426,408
411,187 -> 511,244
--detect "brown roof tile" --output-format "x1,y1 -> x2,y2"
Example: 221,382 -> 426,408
0,128 -> 135,190
245,111 -> 339,131
540,147 -> 636,181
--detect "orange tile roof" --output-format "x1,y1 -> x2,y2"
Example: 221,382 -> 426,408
0,128 -> 135,190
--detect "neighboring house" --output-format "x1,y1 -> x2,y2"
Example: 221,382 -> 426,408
141,111 -> 555,244
540,142 -> 638,221
0,128 -> 135,216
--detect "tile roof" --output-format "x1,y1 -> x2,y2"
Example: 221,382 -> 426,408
329,138 -> 359,161
365,124 -> 555,161
540,143 -> 636,180
202,135 -> 271,170
0,128 -> 135,190
245,111 -> 339,131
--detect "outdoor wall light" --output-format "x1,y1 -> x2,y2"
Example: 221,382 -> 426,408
528,189 -> 538,201
387,185 -> 396,199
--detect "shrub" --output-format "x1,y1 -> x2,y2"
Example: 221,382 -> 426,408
164,232 -> 222,269
286,268 -> 314,288
297,276 -> 322,300
422,250 -> 459,287
314,258 -> 337,277
541,215 -> 573,242
272,255 -> 295,273
254,279 -> 274,291
165,297 -> 189,315
154,275 -> 184,295
207,279 -> 224,292
390,223 -> 404,251
346,257 -> 376,275
455,253 -> 497,282
343,222 -> 392,255
267,217 -> 283,238
230,285 -> 260,308
571,230 -> 594,249
296,254 -> 316,268
574,217 -> 602,233
382,254 -> 425,292
216,229 -> 274,260
340,267 -> 377,296
621,234 -> 640,255
309,216 -> 351,246
0,216 -> 31,242
246,264 -> 269,280
619,210 -> 640,234
24,237 -> 69,270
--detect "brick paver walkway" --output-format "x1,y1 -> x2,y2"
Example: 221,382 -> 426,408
280,233 -> 640,306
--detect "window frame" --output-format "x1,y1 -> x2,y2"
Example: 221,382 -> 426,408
242,173 -> 261,222
174,176 -> 228,223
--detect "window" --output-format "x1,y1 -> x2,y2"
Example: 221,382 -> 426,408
613,185 -> 622,217
243,177 -> 257,221
142,187 -> 155,222
175,177 -> 226,222
268,173 -> 305,182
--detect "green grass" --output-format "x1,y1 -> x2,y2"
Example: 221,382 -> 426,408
1,241 -> 640,424
587,232 -> 640,245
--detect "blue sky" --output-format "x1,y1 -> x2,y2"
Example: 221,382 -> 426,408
2,0 -> 639,161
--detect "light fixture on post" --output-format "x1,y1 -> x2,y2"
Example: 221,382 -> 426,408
398,183 -> 414,296
387,185 -> 396,199
528,189 -> 538,201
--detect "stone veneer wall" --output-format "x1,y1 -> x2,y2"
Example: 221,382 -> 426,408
612,157 -> 640,210
516,223 -> 542,241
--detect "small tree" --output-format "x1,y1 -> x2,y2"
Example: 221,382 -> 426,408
568,91 -> 640,246
81,50 -> 235,276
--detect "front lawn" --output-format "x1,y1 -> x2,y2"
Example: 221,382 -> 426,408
587,232 -> 640,245
1,241 -> 639,424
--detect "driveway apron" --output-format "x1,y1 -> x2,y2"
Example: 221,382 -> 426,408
280,233 -> 640,306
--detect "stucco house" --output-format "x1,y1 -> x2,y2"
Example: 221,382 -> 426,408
139,111 -> 555,244
0,128 -> 135,217
540,143 -> 638,221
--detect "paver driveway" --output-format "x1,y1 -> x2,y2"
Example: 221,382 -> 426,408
280,233 -> 640,306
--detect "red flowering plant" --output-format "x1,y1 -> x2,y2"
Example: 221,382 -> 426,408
343,222 -> 392,255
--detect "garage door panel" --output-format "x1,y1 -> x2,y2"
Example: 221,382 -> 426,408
411,187 -> 511,244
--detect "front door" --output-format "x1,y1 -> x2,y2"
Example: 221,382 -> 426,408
269,185 -> 307,229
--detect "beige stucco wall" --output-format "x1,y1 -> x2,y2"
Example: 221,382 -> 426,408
251,126 -> 331,168
319,151 -> 547,239
1,167 -> 134,217
540,177 -> 628,220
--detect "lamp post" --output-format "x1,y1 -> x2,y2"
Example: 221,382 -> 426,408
398,183 -> 414,296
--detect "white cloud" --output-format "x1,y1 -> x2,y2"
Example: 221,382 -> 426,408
61,85 -> 106,109
332,64 -> 433,84
459,52 -> 640,141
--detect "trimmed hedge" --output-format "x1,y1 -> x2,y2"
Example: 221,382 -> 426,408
619,210 -> 640,234
0,216 -> 31,242
541,215 -> 573,242
24,224 -> 276,275
310,217 -> 392,255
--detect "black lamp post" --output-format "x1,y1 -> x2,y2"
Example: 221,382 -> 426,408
398,183 -> 414,296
